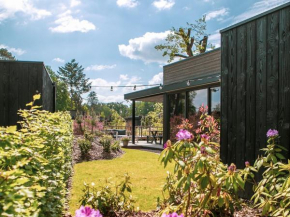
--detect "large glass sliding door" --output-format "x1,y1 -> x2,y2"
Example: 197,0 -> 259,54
167,86 -> 220,142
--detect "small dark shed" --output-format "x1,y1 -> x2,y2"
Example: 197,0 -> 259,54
220,2 -> 290,167
0,60 -> 55,127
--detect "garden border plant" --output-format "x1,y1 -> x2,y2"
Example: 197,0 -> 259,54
0,94 -> 73,217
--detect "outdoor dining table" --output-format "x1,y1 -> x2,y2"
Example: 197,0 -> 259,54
150,130 -> 163,145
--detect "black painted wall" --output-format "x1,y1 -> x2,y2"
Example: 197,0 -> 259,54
221,3 -> 290,168
0,61 -> 55,127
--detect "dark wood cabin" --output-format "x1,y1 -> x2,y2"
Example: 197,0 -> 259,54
0,60 -> 55,127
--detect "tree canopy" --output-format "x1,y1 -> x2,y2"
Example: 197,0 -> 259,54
0,48 -> 16,60
46,66 -> 71,111
155,16 -> 212,63
57,59 -> 91,111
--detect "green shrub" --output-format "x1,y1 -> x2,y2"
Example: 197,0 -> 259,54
78,138 -> 92,159
84,131 -> 95,142
252,129 -> 290,216
100,135 -> 113,153
111,140 -> 121,152
79,174 -> 135,216
0,94 -> 73,217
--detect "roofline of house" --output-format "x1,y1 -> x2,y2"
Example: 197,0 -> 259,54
220,2 -> 290,33
124,73 -> 221,101
163,48 -> 221,68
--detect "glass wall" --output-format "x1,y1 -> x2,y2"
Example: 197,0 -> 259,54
211,87 -> 221,119
168,86 -> 220,141
168,93 -> 186,141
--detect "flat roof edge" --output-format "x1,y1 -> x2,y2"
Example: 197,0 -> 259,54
124,73 -> 221,101
163,48 -> 221,68
220,2 -> 290,33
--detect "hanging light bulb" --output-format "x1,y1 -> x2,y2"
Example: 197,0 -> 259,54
187,80 -> 191,86
110,86 -> 113,91
159,84 -> 163,90
133,85 -> 136,90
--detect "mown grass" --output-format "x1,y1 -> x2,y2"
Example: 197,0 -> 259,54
69,148 -> 173,214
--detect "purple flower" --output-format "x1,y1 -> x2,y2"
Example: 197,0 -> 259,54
228,163 -> 236,174
75,206 -> 102,217
245,161 -> 250,167
163,140 -> 171,149
267,129 -> 279,138
176,129 -> 193,141
201,134 -> 210,141
200,146 -> 207,155
161,213 -> 184,217
164,142 -> 167,149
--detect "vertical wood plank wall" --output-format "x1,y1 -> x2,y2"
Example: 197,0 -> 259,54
0,61 -> 54,127
221,5 -> 290,167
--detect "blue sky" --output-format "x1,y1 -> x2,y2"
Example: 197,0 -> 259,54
0,0 -> 289,103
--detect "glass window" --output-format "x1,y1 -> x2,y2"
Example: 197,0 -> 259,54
187,89 -> 208,116
168,92 -> 186,141
211,87 -> 221,119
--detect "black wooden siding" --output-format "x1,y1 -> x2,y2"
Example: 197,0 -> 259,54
0,61 -> 55,127
221,4 -> 290,167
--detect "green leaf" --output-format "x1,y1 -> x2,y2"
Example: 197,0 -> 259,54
6,125 -> 17,133
33,94 -> 41,101
276,153 -> 285,160
218,197 -> 224,208
200,176 -> 209,189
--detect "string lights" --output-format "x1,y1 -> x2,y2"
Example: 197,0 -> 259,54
89,83 -> 163,91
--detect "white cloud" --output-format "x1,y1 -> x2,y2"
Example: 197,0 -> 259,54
117,0 -> 139,8
0,0 -> 51,22
152,0 -> 175,10
70,0 -> 81,7
120,74 -> 129,80
183,6 -> 190,10
208,32 -> 221,48
85,64 -> 116,71
206,8 -> 229,21
98,94 -> 125,103
52,57 -> 65,63
233,0 -> 289,23
118,31 -> 170,64
49,10 -> 96,33
149,72 -> 163,85
0,44 -> 25,56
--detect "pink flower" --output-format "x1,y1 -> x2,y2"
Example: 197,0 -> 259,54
200,146 -> 207,155
176,129 -> 193,141
75,206 -> 102,217
245,161 -> 250,167
201,134 -> 209,140
161,213 -> 184,217
267,129 -> 279,138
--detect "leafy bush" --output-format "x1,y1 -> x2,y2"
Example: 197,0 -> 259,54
159,113 -> 248,217
100,135 -> 113,153
252,129 -> 290,216
84,131 -> 95,142
111,140 -> 121,152
79,174 -> 135,216
0,94 -> 73,217
78,138 -> 92,159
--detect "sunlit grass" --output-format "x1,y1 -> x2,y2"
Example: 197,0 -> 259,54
69,148 -> 173,214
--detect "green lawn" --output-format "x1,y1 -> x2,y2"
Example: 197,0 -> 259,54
69,148 -> 173,214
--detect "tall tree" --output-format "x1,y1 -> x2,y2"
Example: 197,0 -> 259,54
87,91 -> 98,108
57,59 -> 91,111
46,66 -> 71,111
0,48 -> 16,60
155,16 -> 212,63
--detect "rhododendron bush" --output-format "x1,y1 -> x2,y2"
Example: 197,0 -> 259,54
159,109 -> 252,217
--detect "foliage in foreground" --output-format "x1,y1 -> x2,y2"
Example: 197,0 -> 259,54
0,94 -> 73,217
159,110 -> 252,217
79,174 -> 135,216
252,130 -> 290,217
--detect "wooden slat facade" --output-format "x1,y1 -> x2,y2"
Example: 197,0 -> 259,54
163,49 -> 221,85
221,4 -> 290,165
0,61 -> 55,127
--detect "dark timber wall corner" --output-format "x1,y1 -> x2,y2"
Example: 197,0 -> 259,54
0,61 -> 55,127
220,4 -> 290,166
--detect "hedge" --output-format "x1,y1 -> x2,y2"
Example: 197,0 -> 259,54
0,95 -> 73,217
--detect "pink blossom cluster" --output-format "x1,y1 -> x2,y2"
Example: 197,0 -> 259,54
176,129 -> 193,141
75,206 -> 102,217
161,212 -> 184,217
